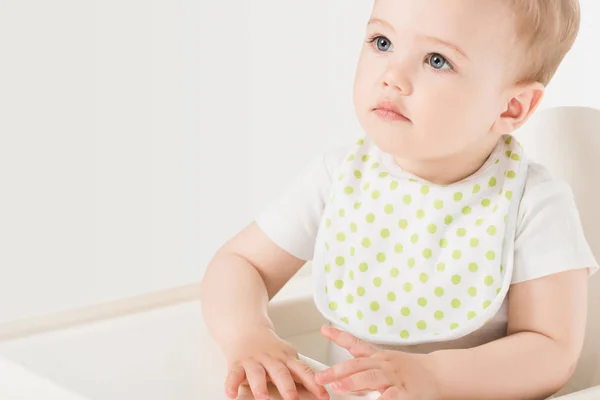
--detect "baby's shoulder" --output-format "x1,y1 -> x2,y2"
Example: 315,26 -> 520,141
519,161 -> 575,218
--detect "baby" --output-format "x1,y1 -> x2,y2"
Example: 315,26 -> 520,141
201,0 -> 599,399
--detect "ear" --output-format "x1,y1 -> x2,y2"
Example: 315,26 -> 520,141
491,81 -> 545,135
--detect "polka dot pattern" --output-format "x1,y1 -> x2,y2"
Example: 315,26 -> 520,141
314,135 -> 526,343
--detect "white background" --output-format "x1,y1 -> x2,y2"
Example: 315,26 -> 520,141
0,0 -> 599,323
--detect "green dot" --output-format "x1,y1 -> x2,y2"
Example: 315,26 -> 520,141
404,282 -> 413,293
433,200 -> 444,210
400,330 -> 410,338
378,172 -> 388,178
487,225 -> 497,235
481,198 -> 491,207
354,202 -> 362,210
326,219 -> 331,228
329,302 -> 338,310
476,218 -> 484,226
452,250 -> 462,260
506,170 -> 517,179
337,232 -> 346,242
357,286 -> 366,296
435,287 -> 445,297
452,274 -> 462,285
385,316 -> 394,326
506,150 -> 512,158
357,310 -> 363,320
411,234 -> 419,244
371,162 -> 379,169
416,209 -> 425,219
483,300 -> 492,309
371,190 -> 381,200
421,185 -> 430,195
370,301 -> 380,311
417,320 -> 427,330
359,262 -> 368,272
473,184 -> 481,194
457,228 -> 466,237
349,223 -> 357,234
428,224 -> 437,234
486,251 -> 496,261
468,287 -> 478,297
489,177 -> 497,187
500,264 -> 504,273
419,273 -> 429,283
422,248 -> 433,259
470,238 -> 479,247
349,270 -> 354,280
511,153 -> 521,161
390,267 -> 399,277
369,325 -> 378,334
390,181 -> 399,190
484,276 -> 494,286
401,307 -> 411,316
325,242 -> 329,251
398,219 -> 408,229
454,192 -> 463,202
344,186 -> 354,194
360,237 -> 371,248
437,263 -> 446,272
347,154 -> 355,161
373,277 -> 382,287
469,262 -> 479,272
403,195 -> 412,205
377,253 -> 386,263
340,317 -> 349,324
451,298 -> 461,308
335,280 -> 344,289
384,204 -> 394,214
439,238 -> 448,248
434,311 -> 444,320
462,206 -> 472,215
356,138 -> 364,145
494,205 -> 500,213
338,208 -> 345,217
325,286 -> 328,293
366,213 -> 375,223
505,190 -> 513,200
354,170 -> 362,179
467,311 -> 477,320
336,256 -> 345,266
363,183 -> 370,192
407,258 -> 416,268
362,155 -> 370,162
346,294 -> 354,304
418,297 -> 428,307
380,229 -> 390,238
450,322 -> 460,330
387,292 -> 396,302
497,288 -> 501,294
394,243 -> 404,253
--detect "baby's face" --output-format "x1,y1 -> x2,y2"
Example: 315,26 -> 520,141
354,0 -> 519,162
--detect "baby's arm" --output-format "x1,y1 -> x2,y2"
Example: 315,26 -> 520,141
427,268 -> 589,399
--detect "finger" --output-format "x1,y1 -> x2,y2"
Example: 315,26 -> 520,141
316,357 -> 381,385
225,364 -> 246,399
286,358 -> 330,400
263,359 -> 299,400
331,369 -> 389,393
377,386 -> 408,400
242,362 -> 270,400
320,325 -> 377,358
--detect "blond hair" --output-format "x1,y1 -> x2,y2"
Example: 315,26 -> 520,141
509,0 -> 580,85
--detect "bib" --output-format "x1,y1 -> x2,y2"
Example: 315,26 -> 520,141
312,135 -> 528,345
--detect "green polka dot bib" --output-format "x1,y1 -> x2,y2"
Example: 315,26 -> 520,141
312,135 -> 528,345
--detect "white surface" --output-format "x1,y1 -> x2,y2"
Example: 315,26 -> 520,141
0,0 -> 599,324
0,357 -> 89,400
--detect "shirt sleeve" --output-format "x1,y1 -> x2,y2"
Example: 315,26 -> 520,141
255,146 -> 350,261
512,163 -> 599,284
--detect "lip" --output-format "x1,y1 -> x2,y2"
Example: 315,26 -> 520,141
373,100 -> 411,122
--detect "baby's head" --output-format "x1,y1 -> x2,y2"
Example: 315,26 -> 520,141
354,0 -> 580,178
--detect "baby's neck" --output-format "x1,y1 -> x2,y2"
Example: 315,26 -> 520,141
394,137 -> 500,185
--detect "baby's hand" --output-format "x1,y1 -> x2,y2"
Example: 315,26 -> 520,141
224,326 -> 330,400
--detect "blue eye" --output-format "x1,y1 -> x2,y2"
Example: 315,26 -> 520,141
370,35 -> 393,52
427,53 -> 453,70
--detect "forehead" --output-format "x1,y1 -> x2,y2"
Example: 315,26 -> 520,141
370,0 -> 517,64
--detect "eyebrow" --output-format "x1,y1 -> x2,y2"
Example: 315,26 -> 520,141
367,18 -> 470,62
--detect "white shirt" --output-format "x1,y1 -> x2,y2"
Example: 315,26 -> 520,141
256,140 -> 598,355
